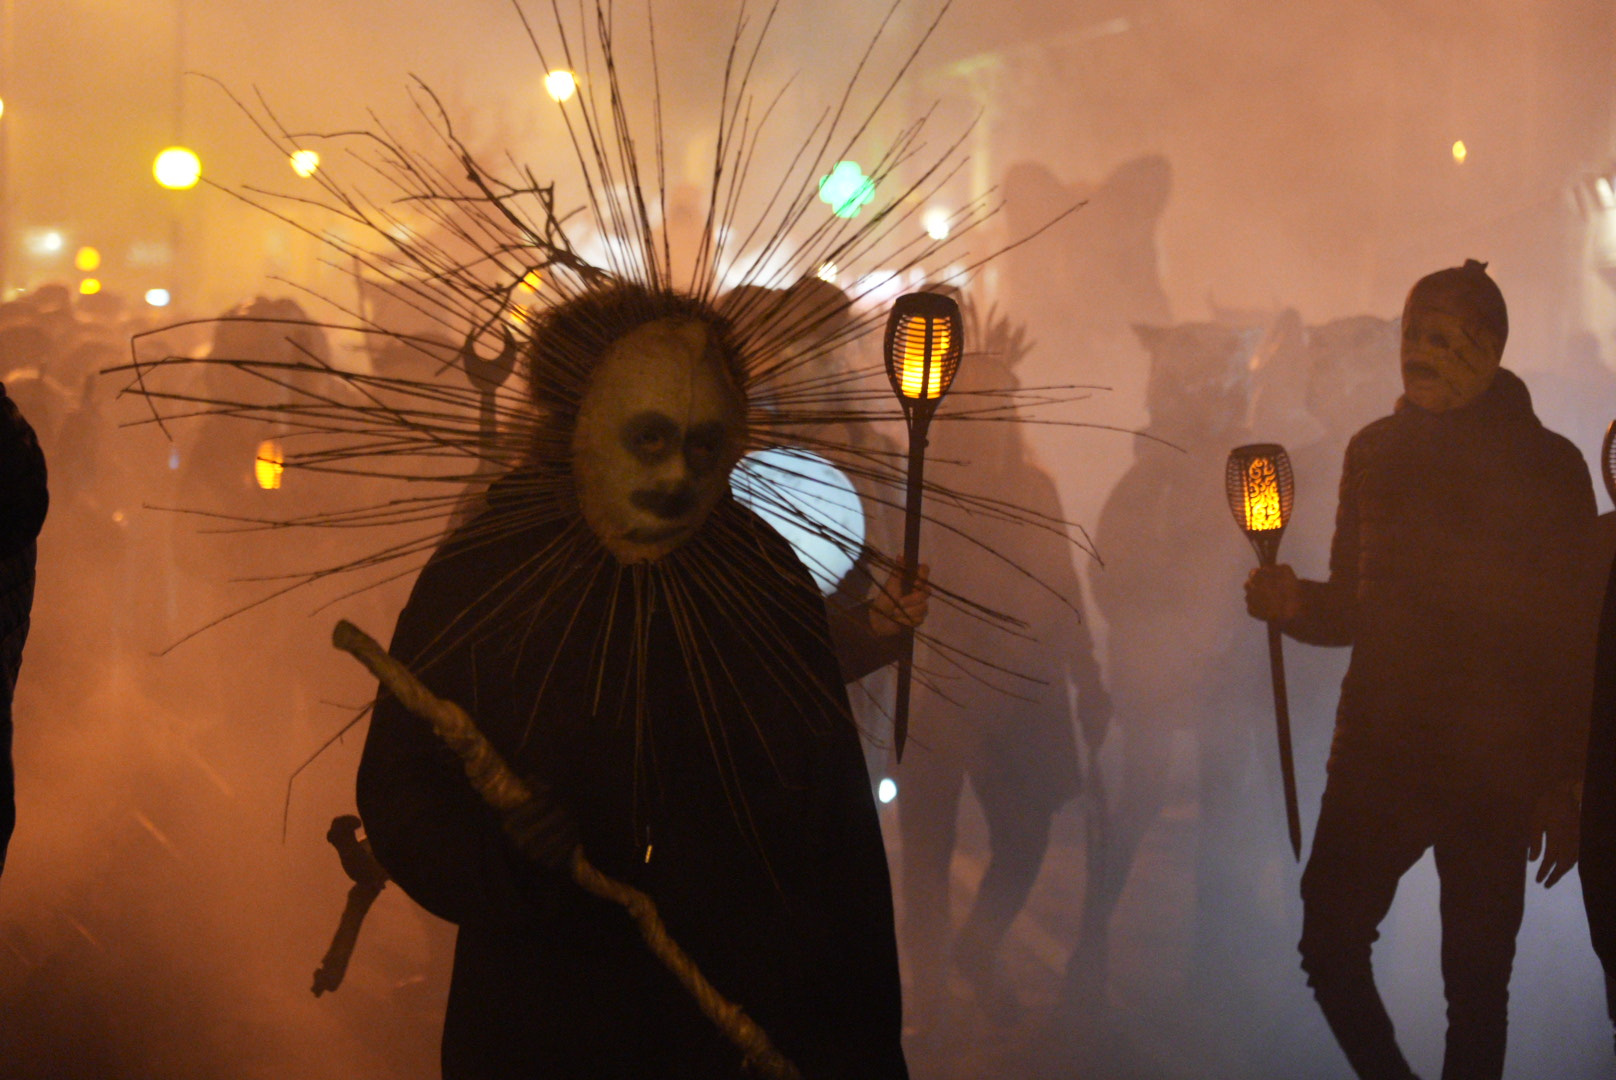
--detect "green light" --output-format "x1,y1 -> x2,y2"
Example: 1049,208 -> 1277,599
818,161 -> 875,219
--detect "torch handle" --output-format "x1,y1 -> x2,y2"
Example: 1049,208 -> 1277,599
893,413 -> 930,761
1266,621 -> 1303,861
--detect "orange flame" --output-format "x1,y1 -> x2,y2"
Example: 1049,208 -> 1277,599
255,440 -> 285,491
1242,456 -> 1284,531
896,316 -> 950,400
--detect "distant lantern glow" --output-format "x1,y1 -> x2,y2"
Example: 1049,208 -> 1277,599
144,288 -> 172,308
877,777 -> 898,804
816,262 -> 839,284
26,230 -> 65,257
922,207 -> 951,241
75,246 -> 101,272
519,270 -> 543,293
545,69 -> 578,102
78,278 -> 102,296
290,150 -> 320,178
154,147 -> 202,190
255,440 -> 285,491
818,161 -> 876,219
1452,140 -> 1468,165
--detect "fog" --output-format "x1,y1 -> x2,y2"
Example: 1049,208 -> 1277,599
3,1 -> 1615,1077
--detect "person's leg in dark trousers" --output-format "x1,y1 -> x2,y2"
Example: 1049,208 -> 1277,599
953,779 -> 1055,989
1300,777 -> 1429,1080
898,748 -> 967,1025
1431,816 -> 1527,1080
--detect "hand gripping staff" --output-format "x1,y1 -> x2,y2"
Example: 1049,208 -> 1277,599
1224,444 -> 1303,860
331,620 -> 802,1080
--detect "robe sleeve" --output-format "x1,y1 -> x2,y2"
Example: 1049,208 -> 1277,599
802,695 -> 909,1078
356,542 -> 569,929
1284,436 -> 1360,648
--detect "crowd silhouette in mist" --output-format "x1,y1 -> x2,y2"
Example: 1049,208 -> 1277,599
2,197 -> 1616,1080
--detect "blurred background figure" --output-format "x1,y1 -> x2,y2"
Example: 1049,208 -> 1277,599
1053,318 -> 1302,1072
0,379 -> 49,879
1527,331 -> 1616,511
898,304 -> 1109,1050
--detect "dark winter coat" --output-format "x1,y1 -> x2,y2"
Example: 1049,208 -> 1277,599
357,474 -> 907,1079
1584,532 -> 1616,1009
0,382 -> 47,875
1283,368 -> 1594,804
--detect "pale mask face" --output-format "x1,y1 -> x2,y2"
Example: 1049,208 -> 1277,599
1400,305 -> 1501,413
571,318 -> 745,563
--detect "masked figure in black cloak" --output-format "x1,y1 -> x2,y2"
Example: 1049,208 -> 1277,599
357,286 -> 910,1079
1247,261 -> 1592,1080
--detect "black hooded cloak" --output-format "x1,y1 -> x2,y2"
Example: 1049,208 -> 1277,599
357,471 -> 907,1079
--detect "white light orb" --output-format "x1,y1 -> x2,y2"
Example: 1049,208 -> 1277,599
730,448 -> 866,595
154,147 -> 202,190
545,70 -> 578,103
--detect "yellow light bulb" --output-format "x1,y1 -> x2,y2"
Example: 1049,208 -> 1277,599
1452,140 -> 1468,166
78,278 -> 102,296
255,440 -> 285,490
154,147 -> 202,190
290,150 -> 320,178
545,70 -> 578,103
75,246 -> 101,272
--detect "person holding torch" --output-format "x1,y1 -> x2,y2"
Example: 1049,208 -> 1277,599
1244,260 -> 1593,1080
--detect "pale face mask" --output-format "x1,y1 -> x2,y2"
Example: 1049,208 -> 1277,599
1400,304 -> 1502,414
571,317 -> 745,563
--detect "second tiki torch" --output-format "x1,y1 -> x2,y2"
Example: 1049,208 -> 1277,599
1226,443 -> 1303,860
886,291 -> 963,761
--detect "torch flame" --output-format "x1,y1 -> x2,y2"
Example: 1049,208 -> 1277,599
896,315 -> 950,400
1243,456 -> 1284,532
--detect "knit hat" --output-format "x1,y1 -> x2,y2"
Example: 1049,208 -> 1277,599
1404,259 -> 1508,351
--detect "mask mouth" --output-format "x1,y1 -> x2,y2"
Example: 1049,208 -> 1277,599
1402,360 -> 1441,382
631,486 -> 698,521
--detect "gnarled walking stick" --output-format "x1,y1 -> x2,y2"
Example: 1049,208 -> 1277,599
332,620 -> 802,1080
311,815 -> 389,996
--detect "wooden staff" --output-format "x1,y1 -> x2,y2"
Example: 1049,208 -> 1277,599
332,620 -> 802,1080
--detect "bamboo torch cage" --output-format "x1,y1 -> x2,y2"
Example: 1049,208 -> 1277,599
885,292 -> 963,406
1225,443 -> 1294,567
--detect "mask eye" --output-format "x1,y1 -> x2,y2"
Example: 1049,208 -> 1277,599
621,413 -> 680,465
684,422 -> 730,476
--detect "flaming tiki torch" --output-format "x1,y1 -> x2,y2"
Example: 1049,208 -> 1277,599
1226,443 -> 1303,859
885,291 -> 963,760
